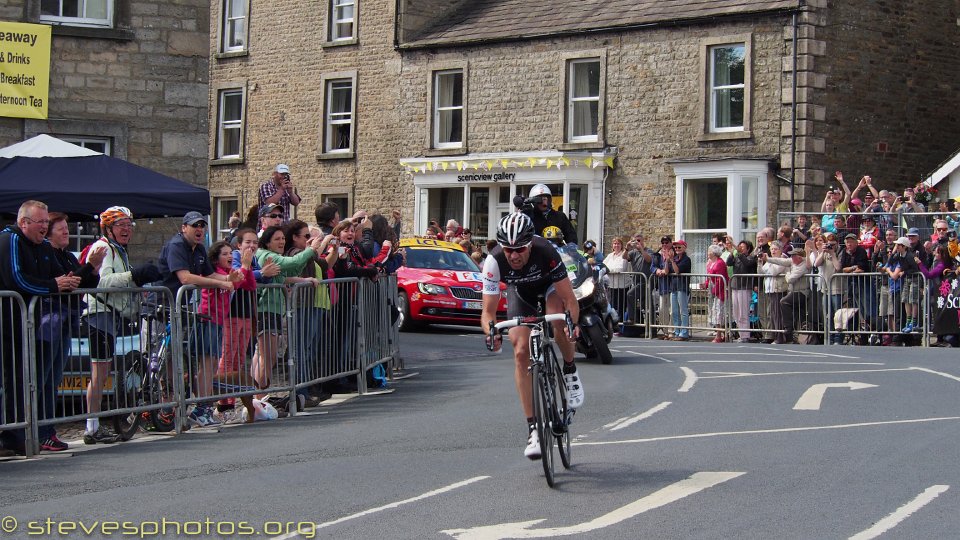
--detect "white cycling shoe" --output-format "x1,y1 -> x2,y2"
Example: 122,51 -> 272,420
524,429 -> 541,460
564,368 -> 584,409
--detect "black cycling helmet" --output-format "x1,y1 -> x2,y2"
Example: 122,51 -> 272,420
497,212 -> 534,248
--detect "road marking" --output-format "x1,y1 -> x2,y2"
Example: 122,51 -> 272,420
678,367 -> 697,393
270,476 -> 490,539
700,368 -> 913,380
910,366 -> 960,383
793,382 -> 878,411
684,358 -> 882,365
574,416 -> 960,447
605,402 -> 672,431
441,471 -> 744,539
625,350 -> 673,363
848,485 -> 950,540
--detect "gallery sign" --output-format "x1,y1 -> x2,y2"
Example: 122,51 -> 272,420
0,21 -> 51,119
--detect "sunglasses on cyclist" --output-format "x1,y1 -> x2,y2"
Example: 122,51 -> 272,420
503,244 -> 530,255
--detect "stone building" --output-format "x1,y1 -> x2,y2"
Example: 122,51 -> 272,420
208,0 -> 960,269
0,0 -> 210,262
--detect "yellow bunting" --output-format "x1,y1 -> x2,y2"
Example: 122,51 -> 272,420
546,159 -> 554,169
456,161 -> 464,171
584,157 -> 593,168
604,157 -> 615,168
441,162 -> 449,171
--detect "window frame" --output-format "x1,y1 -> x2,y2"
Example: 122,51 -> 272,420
219,0 -> 250,56
325,0 -> 358,45
212,84 -> 248,164
699,35 -> 753,141
59,135 -> 111,155
39,0 -> 114,28
429,66 -> 467,152
318,72 -> 358,160
559,51 -> 606,150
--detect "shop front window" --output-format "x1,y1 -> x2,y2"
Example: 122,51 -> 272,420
427,187 -> 464,236
568,184 -> 588,245
683,178 -> 727,273
468,186 -> 490,244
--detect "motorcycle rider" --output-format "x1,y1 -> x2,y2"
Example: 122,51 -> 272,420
513,184 -> 578,246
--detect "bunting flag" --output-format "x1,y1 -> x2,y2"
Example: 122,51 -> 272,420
399,154 -> 613,174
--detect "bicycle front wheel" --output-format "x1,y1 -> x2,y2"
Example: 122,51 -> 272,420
546,348 -> 572,469
532,362 -> 556,487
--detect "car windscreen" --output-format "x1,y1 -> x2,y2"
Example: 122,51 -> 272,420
404,248 -> 479,271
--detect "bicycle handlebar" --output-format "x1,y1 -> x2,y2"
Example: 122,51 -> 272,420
493,312 -> 568,331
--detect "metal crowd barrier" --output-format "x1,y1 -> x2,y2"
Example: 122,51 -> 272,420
0,292 -> 33,456
828,272 -> 929,346
356,274 -> 399,393
614,272 -> 651,337
646,273 -> 723,339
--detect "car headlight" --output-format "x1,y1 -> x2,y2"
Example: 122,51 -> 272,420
418,282 -> 448,295
573,277 -> 594,300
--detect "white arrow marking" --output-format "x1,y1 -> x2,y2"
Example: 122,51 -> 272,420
441,471 -> 743,539
604,401 -> 671,431
793,382 -> 877,410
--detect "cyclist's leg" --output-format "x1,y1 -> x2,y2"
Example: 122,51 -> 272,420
508,325 -> 533,418
544,287 -> 574,364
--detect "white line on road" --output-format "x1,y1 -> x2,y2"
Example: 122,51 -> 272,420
678,367 -> 697,393
910,366 -> 960,383
573,416 -> 960,447
682,358 -> 881,364
625,350 -> 673,363
848,485 -> 950,540
792,382 -> 877,411
441,472 -> 744,539
699,368 -> 913,380
605,402 -> 672,431
270,476 -> 490,539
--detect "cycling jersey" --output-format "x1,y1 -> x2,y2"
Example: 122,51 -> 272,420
482,236 -> 568,307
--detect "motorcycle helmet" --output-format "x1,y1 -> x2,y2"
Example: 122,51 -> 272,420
496,212 -> 534,248
542,226 -> 564,246
529,184 -> 552,199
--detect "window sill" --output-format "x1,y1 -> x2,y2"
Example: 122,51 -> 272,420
49,25 -> 135,41
317,151 -> 355,161
321,38 -> 358,49
424,147 -> 467,157
215,50 -> 249,60
558,141 -> 604,151
698,130 -> 752,142
210,157 -> 245,166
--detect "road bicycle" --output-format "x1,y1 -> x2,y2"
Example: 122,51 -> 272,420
489,310 -> 575,487
111,302 -> 178,438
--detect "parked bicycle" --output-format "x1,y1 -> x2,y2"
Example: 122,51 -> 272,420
489,310 -> 575,487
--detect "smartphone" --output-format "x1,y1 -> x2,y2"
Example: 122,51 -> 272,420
337,246 -> 347,257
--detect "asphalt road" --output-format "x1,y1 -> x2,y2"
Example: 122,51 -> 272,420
1,328 -> 959,539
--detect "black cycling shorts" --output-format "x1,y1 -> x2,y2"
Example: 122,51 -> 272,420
506,284 -> 558,319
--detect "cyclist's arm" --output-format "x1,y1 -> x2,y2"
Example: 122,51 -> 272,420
480,254 -> 501,333
552,276 -> 579,326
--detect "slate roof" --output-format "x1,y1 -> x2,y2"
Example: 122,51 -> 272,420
400,0 -> 802,48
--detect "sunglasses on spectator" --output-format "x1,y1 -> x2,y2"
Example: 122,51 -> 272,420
189,222 -> 207,229
503,245 -> 530,254
267,213 -> 283,219
936,227 -> 949,232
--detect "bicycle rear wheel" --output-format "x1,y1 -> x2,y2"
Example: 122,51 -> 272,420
147,371 -> 176,432
547,348 -> 572,469
111,352 -> 144,440
532,362 -> 556,487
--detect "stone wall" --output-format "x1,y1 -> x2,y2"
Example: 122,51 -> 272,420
0,0 -> 210,264
207,0 -> 410,231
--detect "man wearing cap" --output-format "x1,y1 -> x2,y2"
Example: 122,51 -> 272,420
258,202 -> 284,237
840,232 -> 877,339
859,214 -> 879,257
582,240 -> 603,266
258,164 -> 300,223
623,233 -> 653,326
762,247 -> 810,344
882,237 -> 920,333
651,236 -> 675,338
158,212 -> 242,427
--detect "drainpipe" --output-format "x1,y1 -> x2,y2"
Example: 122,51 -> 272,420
790,12 -> 798,212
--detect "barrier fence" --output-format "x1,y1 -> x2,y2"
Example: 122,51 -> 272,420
1,275 -> 399,456
616,269 -> 936,346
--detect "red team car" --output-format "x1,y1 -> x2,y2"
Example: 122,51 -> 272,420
396,238 -> 507,330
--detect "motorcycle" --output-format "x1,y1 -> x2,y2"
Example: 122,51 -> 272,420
556,243 -> 618,364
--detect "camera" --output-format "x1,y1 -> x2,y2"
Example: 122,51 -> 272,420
825,242 -> 836,250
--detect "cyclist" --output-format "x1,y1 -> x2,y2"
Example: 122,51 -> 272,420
514,184 -> 578,246
480,213 -> 583,461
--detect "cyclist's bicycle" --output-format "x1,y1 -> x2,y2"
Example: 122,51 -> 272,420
488,310 -> 575,487
111,302 -> 178,438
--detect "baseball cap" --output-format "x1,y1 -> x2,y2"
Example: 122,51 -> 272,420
674,239 -> 687,247
844,233 -> 858,241
850,198 -> 862,206
259,203 -> 283,217
862,214 -> 875,222
659,235 -> 672,244
183,211 -> 205,226
583,240 -> 596,250
894,237 -> 911,247
276,164 -> 290,174
791,248 -> 806,257
907,227 -> 920,236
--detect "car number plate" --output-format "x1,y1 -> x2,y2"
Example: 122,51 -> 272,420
463,301 -> 482,310
58,375 -> 113,393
